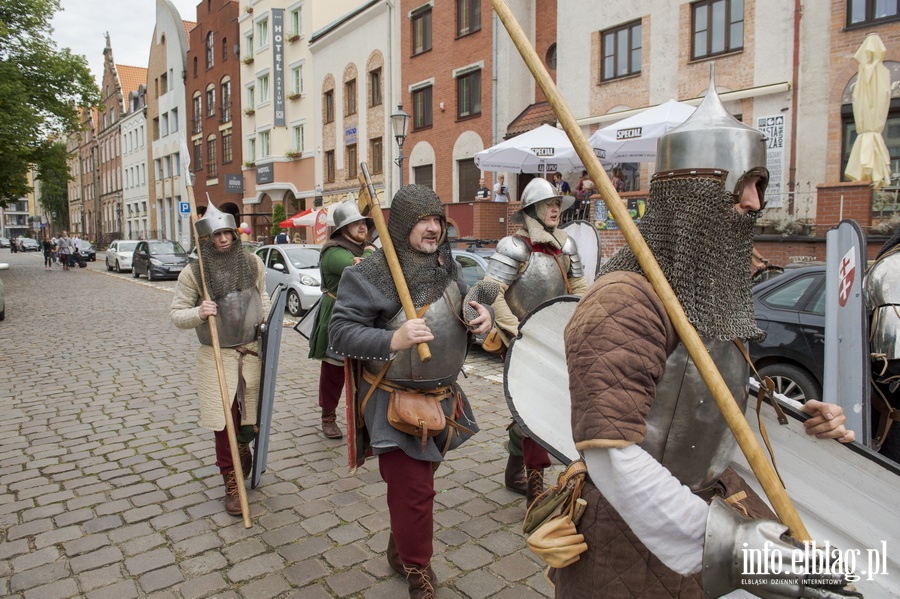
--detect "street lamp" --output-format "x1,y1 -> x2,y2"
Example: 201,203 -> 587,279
391,104 -> 410,188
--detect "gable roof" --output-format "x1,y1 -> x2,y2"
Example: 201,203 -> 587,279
116,65 -> 148,99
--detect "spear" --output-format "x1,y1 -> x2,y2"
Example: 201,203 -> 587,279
488,0 -> 809,540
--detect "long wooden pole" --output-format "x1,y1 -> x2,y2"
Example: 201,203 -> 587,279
181,148 -> 252,528
356,164 -> 431,362
489,0 -> 809,540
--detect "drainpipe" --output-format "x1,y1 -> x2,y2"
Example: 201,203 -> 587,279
386,0 -> 395,202
492,11 -> 499,146
787,0 -> 801,216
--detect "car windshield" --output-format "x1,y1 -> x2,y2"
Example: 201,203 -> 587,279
150,241 -> 186,254
282,247 -> 320,269
77,240 -> 92,249
118,241 -> 139,252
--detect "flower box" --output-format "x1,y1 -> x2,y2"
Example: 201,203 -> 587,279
288,93 -> 301,101
287,34 -> 300,43
244,108 -> 255,116
242,56 -> 254,65
285,151 -> 302,159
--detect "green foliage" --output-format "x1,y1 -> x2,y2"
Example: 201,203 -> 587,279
271,204 -> 287,237
33,139 -> 70,229
0,0 -> 99,206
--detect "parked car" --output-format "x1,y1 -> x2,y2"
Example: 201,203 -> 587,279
451,248 -> 490,287
255,244 -> 322,317
0,237 -> 9,248
0,262 -> 7,320
106,240 -> 140,272
749,265 -> 826,402
74,239 -> 96,262
132,239 -> 190,281
17,238 -> 39,252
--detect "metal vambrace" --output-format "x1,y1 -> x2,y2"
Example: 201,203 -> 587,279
703,498 -> 862,599
463,280 -> 500,323
561,236 -> 584,278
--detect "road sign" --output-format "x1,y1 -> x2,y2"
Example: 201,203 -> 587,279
179,201 -> 190,214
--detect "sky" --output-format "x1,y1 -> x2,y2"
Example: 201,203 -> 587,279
53,0 -> 200,84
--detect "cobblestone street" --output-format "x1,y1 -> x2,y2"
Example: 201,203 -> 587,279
0,250 -> 557,599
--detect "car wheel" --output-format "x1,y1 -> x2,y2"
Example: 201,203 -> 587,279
133,267 -> 140,278
0,308 -> 4,321
106,259 -> 113,271
115,260 -> 121,273
758,364 -> 821,404
286,290 -> 303,317
147,269 -> 155,282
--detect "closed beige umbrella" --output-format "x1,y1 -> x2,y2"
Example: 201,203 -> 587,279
845,33 -> 893,188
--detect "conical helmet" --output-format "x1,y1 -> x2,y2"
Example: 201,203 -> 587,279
518,178 -> 575,213
330,200 -> 373,238
195,201 -> 237,237
656,64 -> 768,201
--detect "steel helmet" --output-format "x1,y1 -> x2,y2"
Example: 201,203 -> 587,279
518,178 -> 575,213
195,202 -> 237,237
330,200 -> 373,238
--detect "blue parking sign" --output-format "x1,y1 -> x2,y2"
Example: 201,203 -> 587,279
179,201 -> 190,214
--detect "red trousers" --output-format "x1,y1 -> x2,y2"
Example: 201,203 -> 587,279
378,449 -> 435,568
318,361 -> 344,410
523,436 -> 551,470
213,400 -> 255,475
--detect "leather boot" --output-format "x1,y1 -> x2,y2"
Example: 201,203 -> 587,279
222,470 -> 241,516
526,468 -> 544,508
403,562 -> 437,599
504,454 -> 527,495
386,534 -> 404,576
321,409 -> 343,439
238,442 -> 252,478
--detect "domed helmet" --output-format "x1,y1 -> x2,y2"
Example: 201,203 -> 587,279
195,201 -> 237,237
656,65 -> 769,205
518,177 -> 575,214
330,200 -> 373,239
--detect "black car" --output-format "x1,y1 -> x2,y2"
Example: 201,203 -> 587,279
749,265 -> 826,402
132,239 -> 189,281
74,239 -> 96,262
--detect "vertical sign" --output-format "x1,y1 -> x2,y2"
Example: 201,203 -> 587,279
756,115 -> 785,208
313,208 -> 328,244
272,8 -> 285,127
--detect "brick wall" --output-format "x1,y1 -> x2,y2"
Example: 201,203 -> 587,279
815,181 -> 873,235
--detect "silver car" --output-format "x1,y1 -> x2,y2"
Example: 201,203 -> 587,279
106,239 -> 140,272
255,244 -> 322,317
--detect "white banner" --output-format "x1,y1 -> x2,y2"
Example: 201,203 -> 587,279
756,115 -> 785,208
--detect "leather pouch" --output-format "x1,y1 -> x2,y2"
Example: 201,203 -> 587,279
481,327 -> 505,355
387,390 -> 446,449
523,459 -> 589,568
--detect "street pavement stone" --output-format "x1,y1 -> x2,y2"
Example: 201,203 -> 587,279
0,251 -> 557,597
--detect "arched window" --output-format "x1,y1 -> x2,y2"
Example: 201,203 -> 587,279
206,31 -> 214,69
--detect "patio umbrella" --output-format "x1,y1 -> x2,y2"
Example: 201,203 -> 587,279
474,124 -> 585,173
279,209 -> 312,228
845,33 -> 893,188
588,99 -> 696,164
292,208 -> 335,227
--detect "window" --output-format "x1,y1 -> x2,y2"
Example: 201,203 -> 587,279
290,6 -> 302,36
222,131 -> 233,163
458,158 -> 480,201
412,8 -> 432,55
347,144 -> 358,179
848,0 -> 900,26
413,85 -> 432,130
370,68 -> 382,107
247,138 -> 256,162
457,70 -> 481,119
601,20 -> 642,81
457,0 -> 480,37
192,94 -> 202,133
206,31 -> 214,69
193,56 -> 198,78
324,90 -> 334,123
259,130 -> 270,157
161,113 -> 169,136
220,80 -> 231,122
193,140 -> 202,170
257,18 -> 269,48
546,43 -> 557,70
246,33 -> 254,58
325,150 -> 335,182
292,124 -> 304,152
206,86 -> 215,117
247,85 -> 255,110
207,137 -> 218,178
843,107 -> 900,187
222,37 -> 228,61
170,108 -> 178,132
258,74 -> 270,104
345,79 -> 357,115
291,65 -> 304,96
160,71 -> 168,93
370,137 -> 383,174
692,0 -> 744,60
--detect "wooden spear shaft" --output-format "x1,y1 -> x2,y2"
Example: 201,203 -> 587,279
489,0 -> 809,540
183,172 -> 253,529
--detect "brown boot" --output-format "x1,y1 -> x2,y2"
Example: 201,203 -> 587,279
526,468 -> 544,508
222,470 -> 242,516
504,454 -> 527,495
403,562 -> 437,599
386,534 -> 404,576
321,409 -> 343,439
238,443 -> 252,478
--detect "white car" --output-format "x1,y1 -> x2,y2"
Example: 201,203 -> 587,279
255,244 -> 322,317
106,239 -> 140,272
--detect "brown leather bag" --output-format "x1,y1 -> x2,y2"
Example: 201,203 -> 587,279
481,327 -> 505,355
387,390 -> 447,449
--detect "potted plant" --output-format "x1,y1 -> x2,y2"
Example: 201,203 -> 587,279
242,56 -> 254,65
245,5 -> 253,14
288,92 -> 301,101
285,150 -> 302,159
287,33 -> 300,43
243,160 -> 255,169
773,214 -> 804,236
243,108 -> 255,116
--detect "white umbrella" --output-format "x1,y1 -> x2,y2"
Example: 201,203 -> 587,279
589,99 -> 696,164
845,33 -> 893,188
292,208 -> 335,227
474,124 -> 585,173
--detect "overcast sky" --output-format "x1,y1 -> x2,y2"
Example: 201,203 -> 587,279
54,0 -> 200,84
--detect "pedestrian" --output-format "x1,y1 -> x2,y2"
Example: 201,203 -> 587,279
56,231 -> 73,271
328,185 -> 494,598
10,236 -> 17,253
474,177 -> 588,505
493,174 -> 509,202
275,228 -> 291,244
552,171 -> 571,195
307,200 -> 375,439
611,165 -> 628,193
474,177 -> 492,200
41,234 -> 54,270
548,78 -> 856,598
170,202 -> 271,516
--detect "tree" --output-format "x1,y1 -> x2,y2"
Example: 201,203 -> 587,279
271,204 -> 287,238
34,140 -> 70,230
0,0 -> 99,206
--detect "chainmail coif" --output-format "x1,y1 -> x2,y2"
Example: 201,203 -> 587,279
600,174 -> 765,342
190,235 -> 259,301
357,185 -> 455,307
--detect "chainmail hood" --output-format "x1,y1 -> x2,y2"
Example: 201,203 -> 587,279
600,174 -> 765,342
357,184 -> 455,307
190,235 -> 259,301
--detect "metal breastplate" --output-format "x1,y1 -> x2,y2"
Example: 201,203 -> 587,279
640,338 -> 749,492
364,284 -> 468,389
865,253 -> 900,361
506,252 -> 568,321
196,288 -> 262,348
